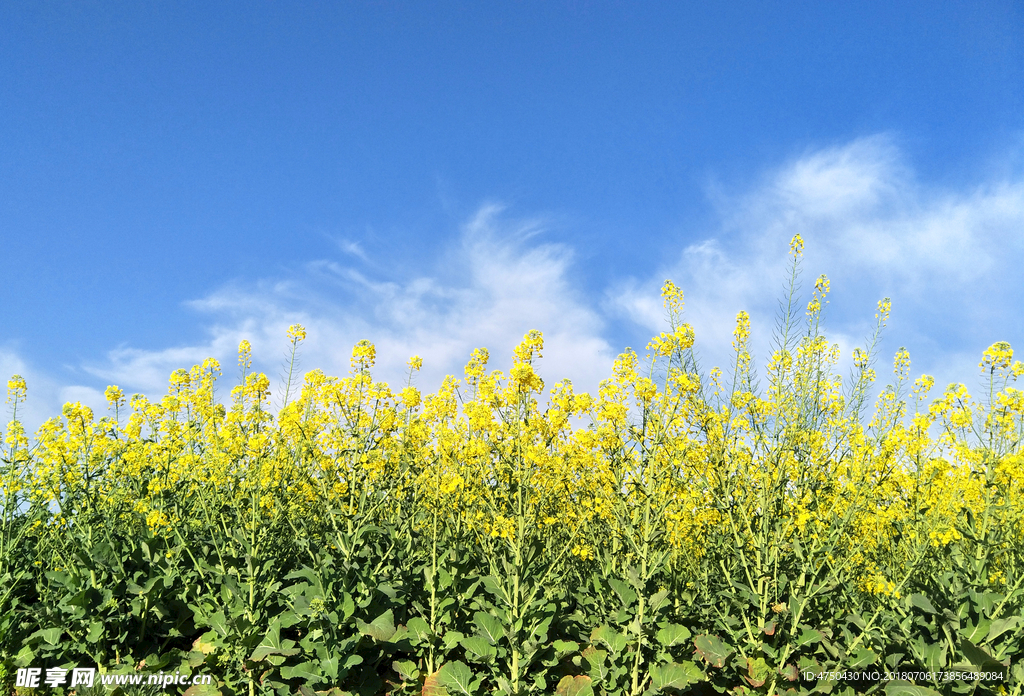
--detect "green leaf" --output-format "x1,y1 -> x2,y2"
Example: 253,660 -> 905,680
278,609 -> 300,629
848,648 -> 877,669
885,681 -> 942,696
357,609 -> 396,642
959,639 -> 1003,670
986,616 -> 1020,644
591,625 -> 627,654
796,628 -> 823,647
693,635 -> 732,668
280,661 -> 323,682
249,621 -> 301,661
961,619 -> 992,643
552,639 -> 579,657
319,654 -> 339,681
340,592 -> 355,619
442,630 -> 466,650
555,675 -> 595,696
656,624 -> 691,648
38,627 -> 62,645
581,646 -> 609,681
649,589 -> 671,613
608,578 -> 638,608
392,659 -> 419,681
461,635 -> 498,663
407,616 -> 431,642
205,609 -> 228,637
649,661 -> 703,690
910,594 -> 938,614
423,671 -> 449,696
437,661 -> 477,695
473,611 -> 505,644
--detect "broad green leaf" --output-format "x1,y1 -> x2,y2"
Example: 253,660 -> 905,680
608,578 -> 638,608
581,647 -> 609,681
796,628 -> 823,647
38,627 -> 62,645
319,654 -> 339,681
693,635 -> 732,668
278,609 -> 300,628
959,638 -> 1002,669
986,616 -> 1020,644
910,594 -> 938,614
591,625 -> 627,654
357,609 -> 396,642
848,648 -> 877,668
249,621 -> 300,661
281,661 -> 323,682
648,588 -> 670,613
552,639 -> 579,657
473,611 -> 504,644
442,630 -> 466,650
649,661 -> 703,690
392,659 -> 419,681
423,670 -> 449,696
205,610 -> 228,637
885,681 -> 942,696
656,624 -> 691,648
437,661 -> 476,695
461,635 -> 498,663
554,675 -> 594,696
340,592 -> 355,619
961,619 -> 992,643
407,616 -> 432,642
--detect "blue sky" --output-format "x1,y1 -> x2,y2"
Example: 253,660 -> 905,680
2,1 -> 1023,428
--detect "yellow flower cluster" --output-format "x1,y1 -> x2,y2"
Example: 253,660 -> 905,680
4,280 -> 1023,609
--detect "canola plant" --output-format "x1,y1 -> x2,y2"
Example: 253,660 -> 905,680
1,237 -> 1022,696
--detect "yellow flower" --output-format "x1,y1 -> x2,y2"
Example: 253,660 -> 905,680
104,385 -> 126,409
6,374 -> 27,403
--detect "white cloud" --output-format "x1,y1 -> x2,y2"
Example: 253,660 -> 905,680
83,204 -> 617,405
0,346 -> 110,431
610,135 -> 1024,395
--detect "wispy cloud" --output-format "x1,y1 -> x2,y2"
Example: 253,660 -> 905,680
610,135 -> 1024,392
83,204 -> 617,404
333,237 -> 370,262
1,346 -> 107,429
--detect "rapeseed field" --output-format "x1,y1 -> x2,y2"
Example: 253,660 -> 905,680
2,238 -> 1022,696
